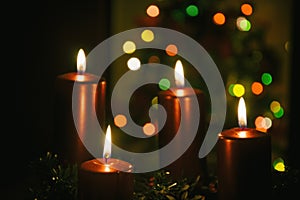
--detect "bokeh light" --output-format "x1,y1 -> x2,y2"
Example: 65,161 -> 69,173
186,5 -> 199,17
273,157 -> 285,172
261,73 -> 272,85
273,107 -> 284,118
159,78 -> 171,90
146,5 -> 160,17
114,114 -> 127,128
270,100 -> 281,113
251,81 -> 263,95
241,3 -> 253,16
143,123 -> 156,136
123,41 -> 136,54
236,16 -> 251,31
165,44 -> 178,56
127,57 -> 141,71
148,55 -> 160,63
228,84 -> 235,96
232,84 -> 245,97
141,29 -> 154,42
213,12 -> 226,25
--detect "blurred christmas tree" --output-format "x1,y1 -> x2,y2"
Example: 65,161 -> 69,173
132,0 -> 286,132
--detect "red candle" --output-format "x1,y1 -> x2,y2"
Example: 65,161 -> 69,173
54,49 -> 106,164
217,97 -> 271,200
157,60 -> 208,182
78,125 -> 134,200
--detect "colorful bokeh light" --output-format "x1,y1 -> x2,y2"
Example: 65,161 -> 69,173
232,84 -> 245,97
159,78 -> 171,90
236,16 -> 251,31
261,73 -> 272,85
165,44 -> 178,56
251,81 -> 263,95
241,3 -> 253,16
143,123 -> 156,136
141,29 -> 154,42
114,114 -> 127,128
123,41 -> 136,54
146,5 -> 160,17
186,5 -> 199,17
213,12 -> 226,25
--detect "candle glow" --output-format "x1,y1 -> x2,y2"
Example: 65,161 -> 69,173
174,60 -> 185,87
238,97 -> 247,128
77,49 -> 86,74
103,125 -> 112,162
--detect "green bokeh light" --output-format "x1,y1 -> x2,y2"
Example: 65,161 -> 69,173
159,78 -> 171,90
261,73 -> 272,85
186,5 -> 199,17
273,107 -> 284,118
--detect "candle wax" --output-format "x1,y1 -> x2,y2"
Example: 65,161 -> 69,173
158,87 -> 208,183
217,127 -> 271,200
54,72 -> 106,164
78,158 -> 134,200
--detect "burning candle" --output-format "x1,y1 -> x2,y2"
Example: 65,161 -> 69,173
157,60 -> 208,182
217,97 -> 271,200
54,49 -> 106,164
78,125 -> 134,200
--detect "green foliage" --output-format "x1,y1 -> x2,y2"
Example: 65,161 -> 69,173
133,170 -> 206,200
27,151 -> 78,200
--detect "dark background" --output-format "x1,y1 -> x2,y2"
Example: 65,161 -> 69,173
9,0 -> 299,198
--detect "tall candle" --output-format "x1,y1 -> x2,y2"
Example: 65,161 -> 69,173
157,60 -> 208,182
54,49 -> 106,164
217,97 -> 271,200
78,125 -> 134,200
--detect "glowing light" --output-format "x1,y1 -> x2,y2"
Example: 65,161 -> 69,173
251,81 -> 263,95
114,114 -> 127,128
141,29 -> 154,42
241,3 -> 253,16
233,84 -> 245,97
143,123 -> 156,136
238,97 -> 247,128
255,115 -> 272,131
213,12 -> 226,25
103,125 -> 112,161
146,5 -> 160,17
274,107 -> 284,118
228,84 -> 235,96
270,101 -> 281,113
127,57 -> 141,71
261,73 -> 272,85
186,5 -> 199,17
123,41 -> 136,54
148,55 -> 160,63
273,157 -> 285,172
174,60 -> 184,87
236,16 -> 251,31
151,96 -> 158,109
165,44 -> 178,56
77,49 -> 86,73
159,78 -> 170,90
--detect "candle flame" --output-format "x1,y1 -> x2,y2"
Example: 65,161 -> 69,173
238,97 -> 247,128
103,125 -> 112,162
174,60 -> 185,87
77,49 -> 86,74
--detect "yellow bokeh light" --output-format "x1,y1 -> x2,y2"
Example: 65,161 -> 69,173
274,162 -> 285,172
114,114 -> 127,128
165,44 -> 178,56
233,84 -> 245,97
213,12 -> 226,25
270,100 -> 281,113
141,29 -> 154,42
143,123 -> 156,136
146,5 -> 160,17
123,41 -> 136,54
